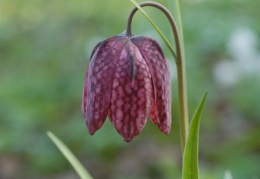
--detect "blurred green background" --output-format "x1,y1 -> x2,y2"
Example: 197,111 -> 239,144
0,0 -> 259,178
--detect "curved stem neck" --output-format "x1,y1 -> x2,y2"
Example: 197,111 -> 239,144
126,2 -> 181,61
126,1 -> 189,153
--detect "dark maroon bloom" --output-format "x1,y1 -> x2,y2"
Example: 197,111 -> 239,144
82,33 -> 171,142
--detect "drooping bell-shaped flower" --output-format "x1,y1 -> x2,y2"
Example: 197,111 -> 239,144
82,32 -> 171,142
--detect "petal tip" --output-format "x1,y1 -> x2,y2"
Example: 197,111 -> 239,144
86,121 -> 99,135
123,137 -> 132,142
159,126 -> 171,135
88,127 -> 97,135
121,131 -> 138,142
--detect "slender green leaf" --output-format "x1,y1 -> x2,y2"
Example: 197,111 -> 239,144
224,170 -> 233,179
167,0 -> 186,67
168,0 -> 184,48
130,0 -> 177,59
47,131 -> 93,179
182,92 -> 208,179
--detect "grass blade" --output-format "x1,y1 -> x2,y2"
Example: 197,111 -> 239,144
130,0 -> 177,59
182,92 -> 208,179
47,131 -> 93,179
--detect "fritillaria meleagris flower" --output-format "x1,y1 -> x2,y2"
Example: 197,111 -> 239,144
82,32 -> 171,142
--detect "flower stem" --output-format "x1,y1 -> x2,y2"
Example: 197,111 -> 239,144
126,1 -> 189,153
173,0 -> 189,153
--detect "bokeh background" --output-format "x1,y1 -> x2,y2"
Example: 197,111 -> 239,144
0,0 -> 259,178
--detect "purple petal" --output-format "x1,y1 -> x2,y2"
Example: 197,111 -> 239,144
108,41 -> 153,142
82,42 -> 103,119
131,36 -> 171,134
82,36 -> 128,135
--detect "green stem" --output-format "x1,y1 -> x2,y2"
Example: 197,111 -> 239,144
126,1 -> 189,153
172,0 -> 189,153
176,51 -> 189,153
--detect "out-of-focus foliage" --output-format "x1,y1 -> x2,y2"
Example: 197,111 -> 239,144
0,0 -> 259,179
